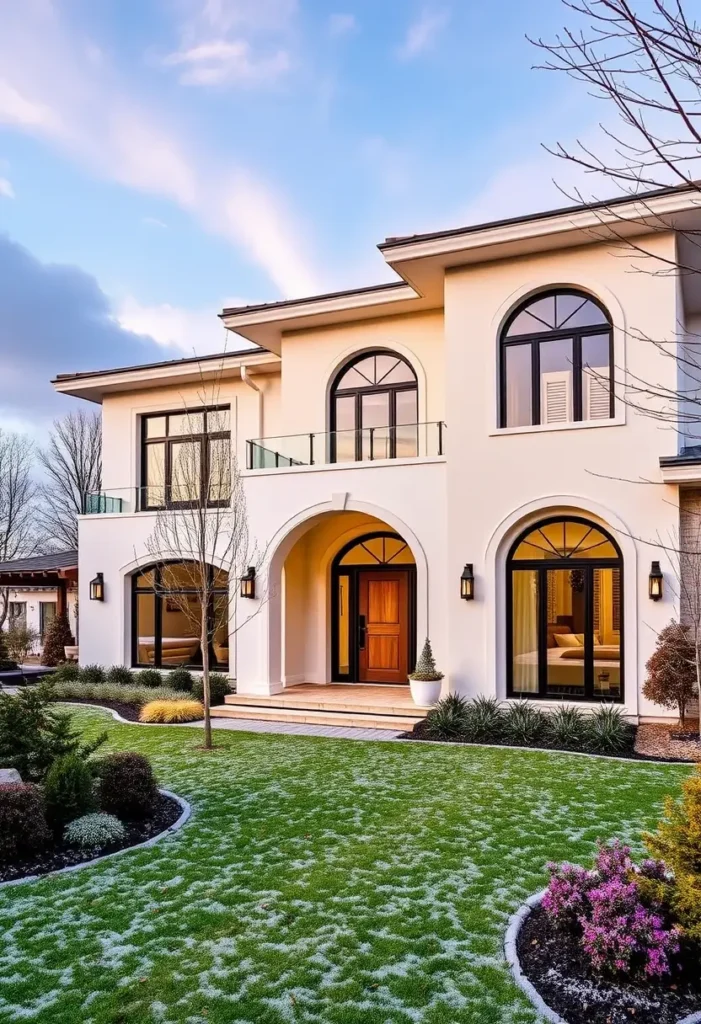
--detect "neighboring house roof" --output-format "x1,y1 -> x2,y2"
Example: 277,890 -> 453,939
52,345 -> 269,384
0,551 -> 78,576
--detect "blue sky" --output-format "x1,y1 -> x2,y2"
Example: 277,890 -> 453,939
0,0 -> 605,434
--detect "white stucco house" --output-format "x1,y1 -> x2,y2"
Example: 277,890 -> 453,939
52,185 -> 701,722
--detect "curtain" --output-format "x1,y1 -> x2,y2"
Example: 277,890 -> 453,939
512,570 -> 539,693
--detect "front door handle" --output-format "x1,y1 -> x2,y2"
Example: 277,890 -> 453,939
358,615 -> 366,650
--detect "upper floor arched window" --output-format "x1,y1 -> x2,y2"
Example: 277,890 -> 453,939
499,290 -> 613,428
330,350 -> 418,462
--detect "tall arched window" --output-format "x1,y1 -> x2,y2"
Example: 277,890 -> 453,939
500,290 -> 613,428
133,561 -> 229,670
330,350 -> 418,462
507,516 -> 623,702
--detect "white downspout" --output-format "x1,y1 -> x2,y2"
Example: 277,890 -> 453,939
241,365 -> 263,443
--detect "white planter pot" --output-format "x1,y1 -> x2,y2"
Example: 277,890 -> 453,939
64,646 -> 79,662
409,678 -> 443,708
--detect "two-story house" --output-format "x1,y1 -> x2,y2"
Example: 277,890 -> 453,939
53,184 -> 701,723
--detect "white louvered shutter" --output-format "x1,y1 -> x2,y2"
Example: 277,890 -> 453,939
541,371 -> 572,423
584,367 -> 611,420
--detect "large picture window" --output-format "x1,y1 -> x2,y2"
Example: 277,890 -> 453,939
500,290 -> 613,428
132,561 -> 229,671
507,516 -> 623,702
141,407 -> 230,510
330,351 -> 418,462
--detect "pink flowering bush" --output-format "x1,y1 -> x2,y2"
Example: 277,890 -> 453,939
542,840 -> 680,980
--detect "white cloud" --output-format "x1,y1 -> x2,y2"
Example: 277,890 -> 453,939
162,39 -> 291,86
328,13 -> 357,37
0,1 -> 319,298
397,8 -> 449,61
0,177 -> 15,199
116,296 -> 252,355
143,216 -> 168,228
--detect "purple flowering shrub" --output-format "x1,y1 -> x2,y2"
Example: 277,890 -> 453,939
542,840 -> 680,979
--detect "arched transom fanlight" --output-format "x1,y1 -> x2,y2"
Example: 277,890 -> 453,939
511,517 -> 620,561
505,292 -> 610,337
339,533 -> 415,566
335,353 -> 416,391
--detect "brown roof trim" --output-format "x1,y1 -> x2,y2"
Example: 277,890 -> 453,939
0,551 -> 78,575
52,345 -> 272,384
220,281 -> 407,318
378,182 -> 696,250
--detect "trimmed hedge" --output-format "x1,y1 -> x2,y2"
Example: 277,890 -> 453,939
192,673 -> 230,707
44,754 -> 97,831
97,752 -> 158,820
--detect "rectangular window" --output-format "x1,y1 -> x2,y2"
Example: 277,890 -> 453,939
141,407 -> 230,510
539,338 -> 574,424
582,333 -> 613,420
504,345 -> 533,427
40,602 -> 56,638
8,602 -> 26,627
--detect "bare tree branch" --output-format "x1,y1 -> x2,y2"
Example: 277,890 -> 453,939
37,410 -> 101,551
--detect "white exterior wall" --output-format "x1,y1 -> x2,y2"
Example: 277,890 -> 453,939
3,589 -> 78,654
74,231 -> 686,719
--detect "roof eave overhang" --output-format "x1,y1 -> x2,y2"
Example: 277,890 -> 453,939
52,350 -> 280,404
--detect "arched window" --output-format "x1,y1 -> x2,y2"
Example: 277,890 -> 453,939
507,516 -> 623,702
330,350 -> 418,462
500,290 -> 613,428
133,561 -> 229,671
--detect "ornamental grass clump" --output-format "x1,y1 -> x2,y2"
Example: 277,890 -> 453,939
587,704 -> 631,754
546,705 -> 587,749
463,696 -> 504,742
543,839 -> 681,980
140,700 -> 204,724
424,694 -> 471,740
64,813 -> 126,850
502,700 -> 546,746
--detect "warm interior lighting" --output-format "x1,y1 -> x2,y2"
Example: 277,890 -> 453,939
89,572 -> 104,602
649,561 -> 663,602
460,563 -> 475,601
240,566 -> 256,599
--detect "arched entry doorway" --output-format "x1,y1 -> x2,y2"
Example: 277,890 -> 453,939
331,531 -> 416,684
506,515 -> 623,701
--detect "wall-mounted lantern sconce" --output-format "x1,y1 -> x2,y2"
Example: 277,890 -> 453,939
649,561 -> 663,602
240,566 -> 256,599
460,563 -> 475,601
89,572 -> 105,602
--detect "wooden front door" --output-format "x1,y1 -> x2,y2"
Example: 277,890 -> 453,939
358,571 -> 409,684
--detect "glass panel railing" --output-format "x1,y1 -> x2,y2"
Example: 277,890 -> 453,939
246,421 -> 446,470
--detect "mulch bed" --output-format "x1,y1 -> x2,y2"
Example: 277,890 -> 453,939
58,697 -> 142,721
517,903 -> 701,1024
401,721 -> 690,762
0,792 -> 181,884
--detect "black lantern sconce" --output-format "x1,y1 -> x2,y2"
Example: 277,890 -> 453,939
89,572 -> 105,602
240,566 -> 256,599
649,561 -> 663,602
460,563 -> 475,601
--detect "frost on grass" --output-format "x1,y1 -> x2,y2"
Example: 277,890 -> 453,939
0,709 -> 690,1023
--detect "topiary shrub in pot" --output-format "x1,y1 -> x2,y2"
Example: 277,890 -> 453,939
408,638 -> 444,707
97,751 -> 158,820
0,783 -> 51,862
44,753 -> 97,831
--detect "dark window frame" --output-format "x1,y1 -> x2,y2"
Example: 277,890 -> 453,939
8,601 -> 27,626
131,560 -> 229,670
499,289 -> 614,428
140,405 -> 231,511
506,515 -> 624,703
329,350 -> 419,462
39,601 -> 57,640
330,531 -> 417,683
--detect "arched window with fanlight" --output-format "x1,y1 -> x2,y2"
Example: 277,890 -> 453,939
507,516 -> 623,702
330,350 -> 418,462
500,290 -> 613,428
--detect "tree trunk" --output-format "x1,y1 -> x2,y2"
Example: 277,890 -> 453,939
201,608 -> 212,750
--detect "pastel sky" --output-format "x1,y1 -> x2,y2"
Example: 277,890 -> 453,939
0,0 -> 609,436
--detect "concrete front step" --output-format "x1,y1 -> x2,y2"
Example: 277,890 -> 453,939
222,692 -> 424,719
209,704 -> 421,731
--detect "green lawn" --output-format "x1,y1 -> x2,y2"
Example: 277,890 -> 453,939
0,709 -> 692,1024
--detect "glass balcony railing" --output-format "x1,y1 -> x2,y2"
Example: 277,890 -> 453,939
83,485 -> 232,515
246,421 -> 446,470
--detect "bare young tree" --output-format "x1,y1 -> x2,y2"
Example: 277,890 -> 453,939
145,376 -> 267,750
0,429 -> 37,627
37,410 -> 101,550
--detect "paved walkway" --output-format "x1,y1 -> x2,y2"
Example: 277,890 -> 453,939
201,717 -> 404,740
